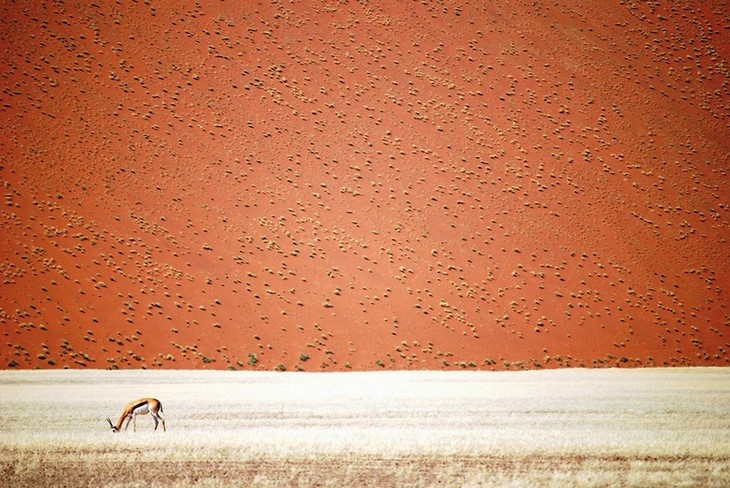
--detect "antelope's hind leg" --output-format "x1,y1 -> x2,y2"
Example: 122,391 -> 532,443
152,411 -> 166,432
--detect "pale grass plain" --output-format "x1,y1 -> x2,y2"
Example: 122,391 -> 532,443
0,368 -> 728,487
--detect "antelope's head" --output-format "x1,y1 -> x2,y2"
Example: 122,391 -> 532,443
107,418 -> 119,433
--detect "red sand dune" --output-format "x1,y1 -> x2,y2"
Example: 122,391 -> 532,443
1,0 -> 728,371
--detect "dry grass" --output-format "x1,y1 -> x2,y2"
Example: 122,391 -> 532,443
0,368 -> 728,487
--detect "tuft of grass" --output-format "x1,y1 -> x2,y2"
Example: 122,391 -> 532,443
247,353 -> 258,366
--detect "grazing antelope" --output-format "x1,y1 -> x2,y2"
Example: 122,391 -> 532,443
107,398 -> 166,433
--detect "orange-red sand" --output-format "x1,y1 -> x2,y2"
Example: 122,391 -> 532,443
1,0 -> 728,371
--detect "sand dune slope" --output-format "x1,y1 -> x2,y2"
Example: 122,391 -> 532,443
1,0 -> 728,370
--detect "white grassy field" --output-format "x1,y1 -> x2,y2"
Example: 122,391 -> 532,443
0,368 -> 728,487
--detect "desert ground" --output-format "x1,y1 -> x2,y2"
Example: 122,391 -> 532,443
1,368 -> 728,487
0,1 -> 728,372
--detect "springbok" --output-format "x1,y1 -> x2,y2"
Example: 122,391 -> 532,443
107,398 -> 166,432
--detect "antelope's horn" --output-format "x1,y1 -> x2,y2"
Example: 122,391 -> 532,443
106,418 -> 114,429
